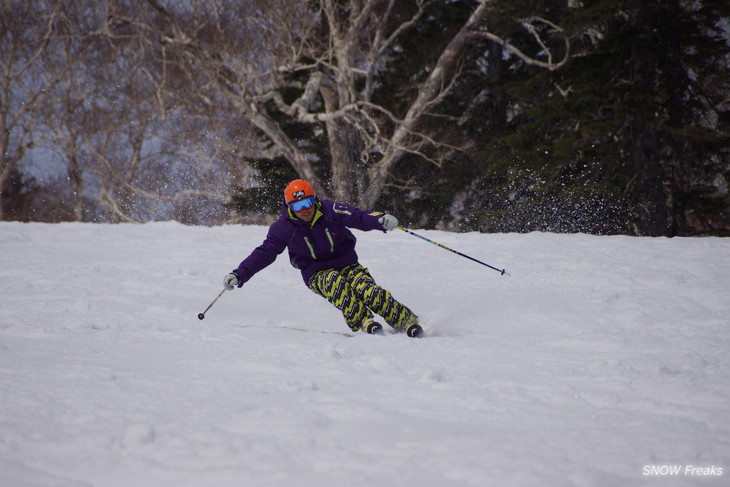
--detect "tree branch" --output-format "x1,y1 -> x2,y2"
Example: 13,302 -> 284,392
472,16 -> 570,71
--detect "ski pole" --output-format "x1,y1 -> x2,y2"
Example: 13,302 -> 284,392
198,288 -> 226,320
397,227 -> 508,276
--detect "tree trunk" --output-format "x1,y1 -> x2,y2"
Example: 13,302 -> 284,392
661,0 -> 687,236
0,170 -> 10,221
68,155 -> 84,221
630,0 -> 668,236
486,40 -> 507,132
328,119 -> 366,204
319,81 -> 365,204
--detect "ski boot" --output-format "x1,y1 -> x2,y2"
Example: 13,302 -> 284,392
363,319 -> 384,335
405,322 -> 423,338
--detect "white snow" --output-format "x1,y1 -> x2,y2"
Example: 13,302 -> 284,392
1,221 -> 728,487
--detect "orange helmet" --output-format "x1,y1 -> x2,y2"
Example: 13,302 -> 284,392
284,179 -> 315,204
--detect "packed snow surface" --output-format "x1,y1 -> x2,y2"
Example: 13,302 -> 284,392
1,222 -> 728,487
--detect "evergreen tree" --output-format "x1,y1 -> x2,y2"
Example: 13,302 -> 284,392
466,0 -> 729,235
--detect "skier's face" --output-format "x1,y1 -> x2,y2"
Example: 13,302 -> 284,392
295,205 -> 315,222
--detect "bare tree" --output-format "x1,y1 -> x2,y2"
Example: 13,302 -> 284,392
82,0 -> 257,223
3,1 -> 567,222
2,1 -> 252,223
111,0 -> 568,208
0,1 -> 95,220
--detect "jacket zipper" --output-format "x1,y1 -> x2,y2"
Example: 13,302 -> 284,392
303,237 -> 317,260
325,228 -> 334,253
303,227 -> 335,261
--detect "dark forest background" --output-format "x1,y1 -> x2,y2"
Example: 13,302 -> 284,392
2,0 -> 728,235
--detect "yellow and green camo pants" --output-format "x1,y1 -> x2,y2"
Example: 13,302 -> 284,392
308,264 -> 417,332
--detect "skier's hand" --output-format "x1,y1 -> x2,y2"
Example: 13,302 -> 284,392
379,214 -> 398,232
223,272 -> 240,291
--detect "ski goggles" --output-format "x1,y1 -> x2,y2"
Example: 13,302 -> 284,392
289,196 -> 315,212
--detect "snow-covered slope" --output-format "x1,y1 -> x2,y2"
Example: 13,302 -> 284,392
1,222 -> 728,486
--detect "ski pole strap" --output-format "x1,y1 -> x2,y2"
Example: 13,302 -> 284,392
397,227 -> 507,276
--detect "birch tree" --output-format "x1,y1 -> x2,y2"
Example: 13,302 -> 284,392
0,1 -> 94,219
115,0 -> 568,208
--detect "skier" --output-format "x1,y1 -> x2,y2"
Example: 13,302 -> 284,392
224,179 -> 423,337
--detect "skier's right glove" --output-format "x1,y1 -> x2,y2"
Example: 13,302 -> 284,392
223,272 -> 240,291
378,214 -> 398,232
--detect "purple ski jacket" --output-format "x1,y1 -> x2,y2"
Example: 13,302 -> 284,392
232,199 -> 387,286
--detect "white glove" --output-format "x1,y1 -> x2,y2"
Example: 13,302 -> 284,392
223,272 -> 240,291
378,214 -> 398,232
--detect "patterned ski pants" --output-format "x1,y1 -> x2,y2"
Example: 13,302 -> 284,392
308,264 -> 417,332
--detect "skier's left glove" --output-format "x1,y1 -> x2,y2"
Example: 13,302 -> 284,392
223,272 -> 240,291
379,214 -> 398,232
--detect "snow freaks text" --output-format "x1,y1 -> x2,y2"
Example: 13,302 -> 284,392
642,465 -> 723,477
